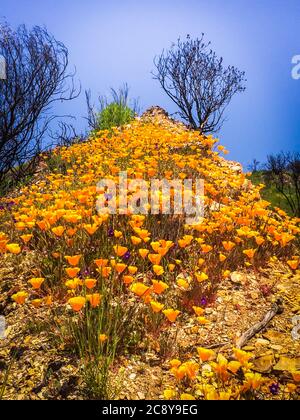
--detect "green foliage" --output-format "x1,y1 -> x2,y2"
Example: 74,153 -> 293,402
96,102 -> 134,131
250,171 -> 296,216
86,83 -> 138,133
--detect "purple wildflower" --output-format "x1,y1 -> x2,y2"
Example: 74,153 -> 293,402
269,383 -> 279,395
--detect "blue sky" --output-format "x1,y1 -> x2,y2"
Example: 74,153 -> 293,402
1,0 -> 300,167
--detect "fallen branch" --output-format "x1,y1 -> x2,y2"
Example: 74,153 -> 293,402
236,299 -> 283,349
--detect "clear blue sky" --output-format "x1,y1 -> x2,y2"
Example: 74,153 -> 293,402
1,0 -> 300,167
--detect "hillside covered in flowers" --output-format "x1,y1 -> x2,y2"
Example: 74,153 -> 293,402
0,108 -> 299,400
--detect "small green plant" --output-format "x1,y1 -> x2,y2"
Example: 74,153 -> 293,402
96,102 -> 134,131
86,83 -> 139,133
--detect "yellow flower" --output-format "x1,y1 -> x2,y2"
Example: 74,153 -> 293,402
176,278 -> 189,290
51,226 -> 65,237
150,300 -> 164,313
163,308 -> 181,322
233,348 -> 253,365
148,253 -> 162,265
170,359 -> 181,368
114,230 -> 123,238
243,372 -> 265,390
153,265 -> 164,276
131,236 -> 142,245
227,360 -> 242,373
138,248 -> 149,259
164,389 -> 176,400
83,224 -> 99,235
6,243 -> 21,254
243,248 -> 256,259
196,316 -> 210,325
195,272 -> 209,282
130,282 -> 150,297
193,306 -> 205,316
128,265 -> 138,275
12,291 -> 28,304
31,299 -> 42,308
180,393 -> 196,400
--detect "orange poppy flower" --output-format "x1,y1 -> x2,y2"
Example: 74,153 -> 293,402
65,267 -> 81,278
100,266 -> 112,278
193,306 -> 205,316
31,299 -> 43,308
86,293 -> 101,308
139,248 -> 149,259
150,300 -> 164,313
201,244 -> 213,253
197,347 -> 216,362
123,275 -> 134,285
83,224 -> 98,235
66,228 -> 77,237
195,272 -> 209,283
84,278 -> 97,289
153,265 -> 164,276
65,278 -> 82,290
287,259 -> 299,270
148,254 -> 162,265
131,236 -> 142,245
36,220 -> 49,231
291,371 -> 300,382
94,258 -> 108,268
51,226 -> 65,237
163,308 -> 181,322
219,253 -> 227,262
20,234 -> 33,244
68,296 -> 86,312
168,263 -> 175,272
197,317 -> 210,325
243,248 -> 256,259
128,265 -> 138,275
255,236 -> 265,246
65,255 -> 82,266
28,277 -> 45,290
113,245 -> 128,257
222,241 -> 236,251
12,291 -> 28,305
98,334 -> 108,343
130,282 -> 150,297
115,263 -> 127,274
151,280 -> 169,294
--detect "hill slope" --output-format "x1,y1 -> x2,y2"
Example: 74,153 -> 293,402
0,108 -> 299,400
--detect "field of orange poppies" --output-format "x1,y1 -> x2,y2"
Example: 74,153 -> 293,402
0,109 -> 299,400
